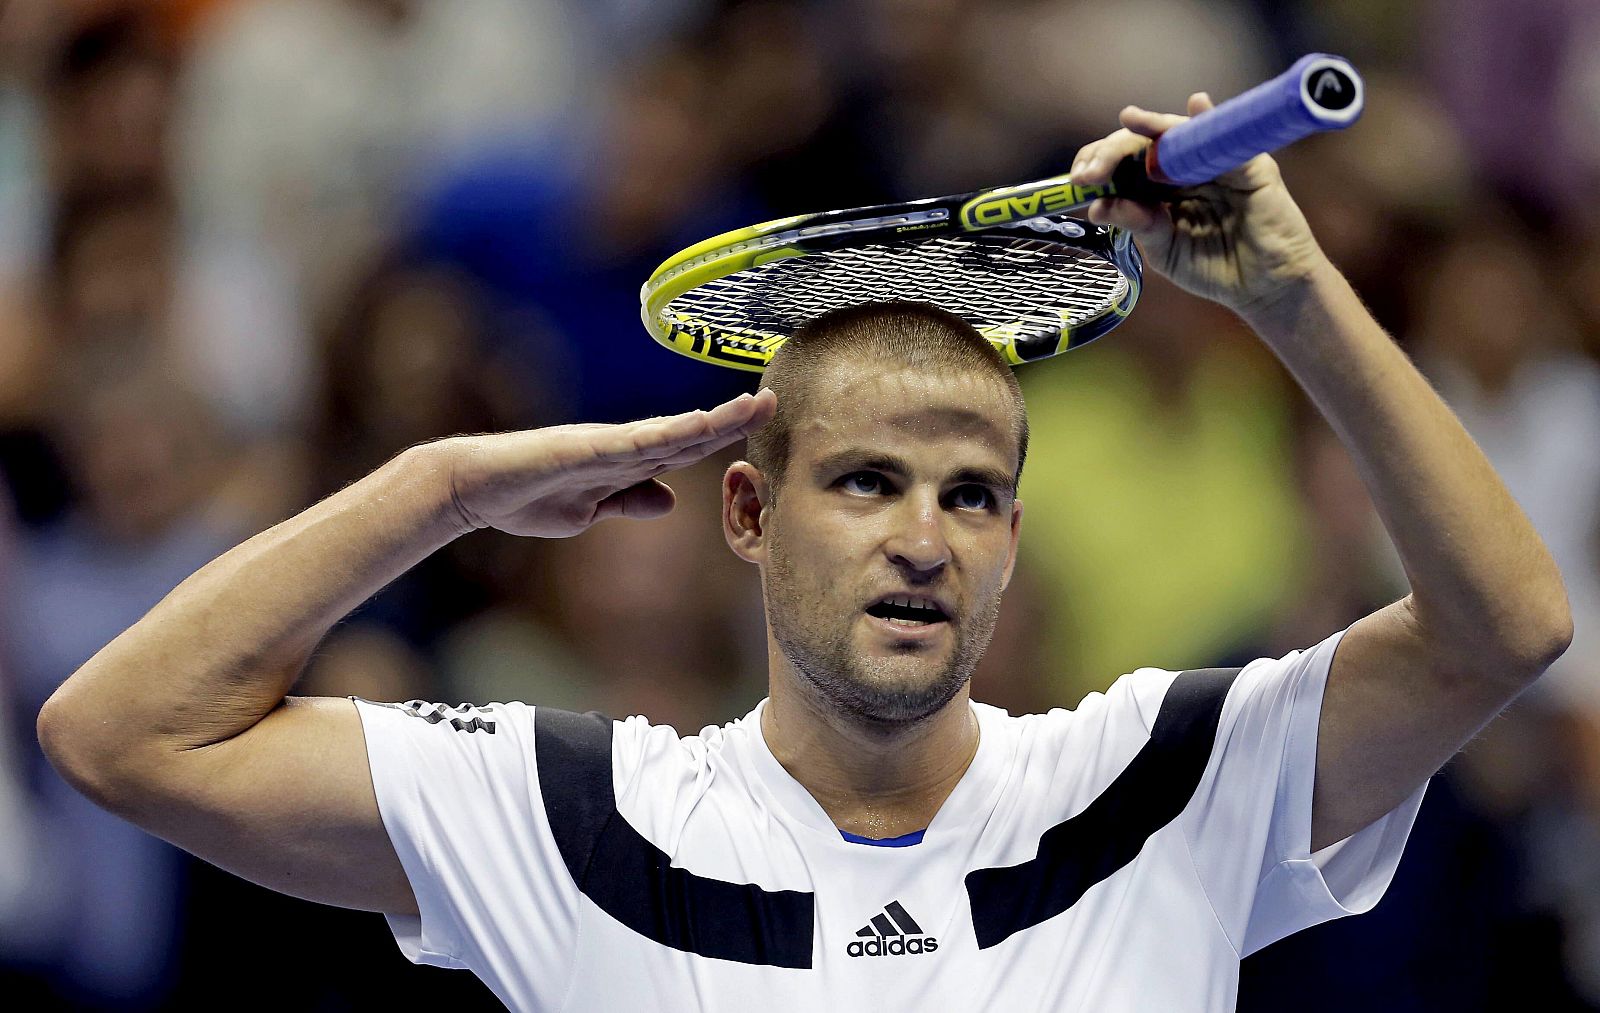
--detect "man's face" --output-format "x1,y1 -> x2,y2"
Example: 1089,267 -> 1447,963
757,358 -> 1023,725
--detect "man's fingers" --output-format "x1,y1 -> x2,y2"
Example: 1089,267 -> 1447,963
645,426 -> 758,473
596,389 -> 775,463
1117,104 -> 1189,139
592,478 -> 677,523
1070,127 -> 1148,186
624,390 -> 772,460
1086,197 -> 1168,238
1072,103 -> 1207,185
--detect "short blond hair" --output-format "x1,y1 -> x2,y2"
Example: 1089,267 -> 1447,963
745,301 -> 1028,496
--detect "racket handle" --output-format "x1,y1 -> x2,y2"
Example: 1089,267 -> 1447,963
1146,54 -> 1363,186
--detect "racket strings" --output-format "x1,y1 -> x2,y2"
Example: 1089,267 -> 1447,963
659,233 -> 1129,348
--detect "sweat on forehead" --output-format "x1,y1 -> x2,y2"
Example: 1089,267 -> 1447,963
745,300 -> 1030,492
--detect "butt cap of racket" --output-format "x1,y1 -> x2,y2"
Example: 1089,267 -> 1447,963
1147,53 -> 1364,187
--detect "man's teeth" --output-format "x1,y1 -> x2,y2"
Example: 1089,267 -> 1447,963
872,595 -> 943,626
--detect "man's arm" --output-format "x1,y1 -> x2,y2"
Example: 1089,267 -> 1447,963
1237,263 -> 1570,850
36,391 -> 776,913
1071,95 -> 1572,852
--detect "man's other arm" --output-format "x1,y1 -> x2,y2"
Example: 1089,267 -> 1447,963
1071,96 -> 1572,853
1238,261 -> 1570,851
36,392 -> 775,913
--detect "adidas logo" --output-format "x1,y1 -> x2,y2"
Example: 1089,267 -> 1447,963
845,901 -> 939,958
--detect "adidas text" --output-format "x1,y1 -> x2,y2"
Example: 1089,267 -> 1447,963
847,935 -> 939,957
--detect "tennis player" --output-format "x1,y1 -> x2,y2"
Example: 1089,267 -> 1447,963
39,95 -> 1571,1011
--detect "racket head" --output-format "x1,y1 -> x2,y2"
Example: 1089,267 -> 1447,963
640,194 -> 1143,373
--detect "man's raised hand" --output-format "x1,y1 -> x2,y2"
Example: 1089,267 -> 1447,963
1069,92 -> 1329,316
444,389 -> 777,538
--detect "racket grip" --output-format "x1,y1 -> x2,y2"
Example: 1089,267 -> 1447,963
1147,54 -> 1363,186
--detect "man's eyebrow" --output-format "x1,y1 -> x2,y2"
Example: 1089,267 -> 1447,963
812,450 -> 914,481
951,466 -> 1019,496
812,450 -> 1016,495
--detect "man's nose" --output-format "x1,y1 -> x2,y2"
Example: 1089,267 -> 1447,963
885,493 -> 949,575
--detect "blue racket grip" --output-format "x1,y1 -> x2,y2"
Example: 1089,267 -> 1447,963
1147,54 -> 1363,186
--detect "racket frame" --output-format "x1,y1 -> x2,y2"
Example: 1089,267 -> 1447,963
641,52 -> 1366,373
640,175 -> 1150,373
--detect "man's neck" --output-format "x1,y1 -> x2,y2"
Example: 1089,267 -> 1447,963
760,677 -> 981,841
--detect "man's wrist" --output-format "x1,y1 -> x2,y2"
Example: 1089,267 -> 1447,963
1235,254 -> 1346,343
390,438 -> 483,541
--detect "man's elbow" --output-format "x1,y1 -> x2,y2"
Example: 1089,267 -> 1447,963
1523,605 -> 1575,675
1485,597 -> 1574,685
38,688 -> 96,800
1408,589 -> 1574,687
36,682 -> 144,814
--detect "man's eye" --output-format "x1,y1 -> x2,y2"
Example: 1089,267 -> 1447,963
951,485 -> 995,510
841,473 -> 885,495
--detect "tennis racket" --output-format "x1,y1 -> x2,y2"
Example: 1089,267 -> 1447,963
641,54 -> 1364,372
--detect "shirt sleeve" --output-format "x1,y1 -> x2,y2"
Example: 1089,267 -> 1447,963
351,698 -> 581,988
1179,628 -> 1427,956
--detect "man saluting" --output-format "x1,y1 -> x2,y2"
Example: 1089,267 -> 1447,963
39,93 -> 1571,1011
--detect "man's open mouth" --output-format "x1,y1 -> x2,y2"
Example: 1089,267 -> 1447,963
865,595 -> 950,628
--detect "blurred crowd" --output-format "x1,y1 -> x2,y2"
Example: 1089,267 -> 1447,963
0,0 -> 1597,1009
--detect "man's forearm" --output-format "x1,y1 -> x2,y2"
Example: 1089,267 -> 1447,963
1241,260 -> 1572,677
39,441 -> 468,760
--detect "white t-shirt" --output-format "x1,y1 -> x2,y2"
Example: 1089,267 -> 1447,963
352,627 -> 1424,1012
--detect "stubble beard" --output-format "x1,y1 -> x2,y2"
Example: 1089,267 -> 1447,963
763,527 -> 1004,727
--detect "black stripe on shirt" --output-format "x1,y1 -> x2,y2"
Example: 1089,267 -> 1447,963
966,667 -> 1242,950
534,707 -> 816,968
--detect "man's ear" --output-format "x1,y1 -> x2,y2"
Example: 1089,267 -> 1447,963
1000,497 -> 1023,592
723,461 -> 771,564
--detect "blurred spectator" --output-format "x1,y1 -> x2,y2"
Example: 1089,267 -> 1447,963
1215,416 -> 1404,667
0,496 -> 44,961
811,0 -> 1042,197
174,0 -> 583,330
1565,229 -> 1600,368
1424,0 -> 1600,223
969,0 -> 1273,169
295,623 -> 435,706
157,0 -> 242,47
170,0 -> 583,439
308,256 -> 535,649
1411,219 -> 1600,713
314,258 -> 535,485
574,0 -> 714,59
0,361 -> 241,1007
2,11 -> 179,536
695,0 -> 887,215
0,35 -> 47,283
436,535 -> 599,715
42,8 -> 173,195
410,51 -> 754,425
0,680 -> 42,951
541,453 -> 766,731
1275,0 -> 1423,68
48,185 -> 175,350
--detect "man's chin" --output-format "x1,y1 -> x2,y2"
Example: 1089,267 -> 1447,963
773,616 -> 975,726
821,653 -> 970,726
